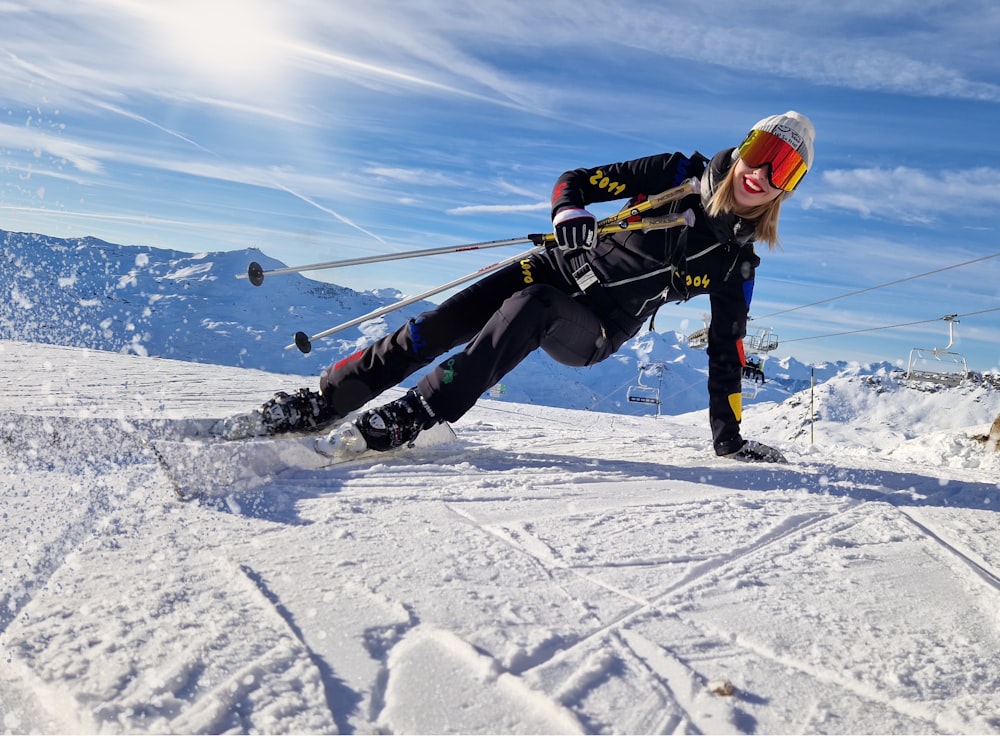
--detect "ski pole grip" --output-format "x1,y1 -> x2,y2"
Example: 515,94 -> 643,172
640,208 -> 695,233
529,232 -> 556,248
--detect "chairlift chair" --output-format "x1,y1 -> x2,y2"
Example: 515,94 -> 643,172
686,327 -> 709,350
627,363 -> 664,412
905,315 -> 969,387
486,383 -> 507,398
741,354 -> 768,399
744,327 -> 779,354
739,327 -> 777,399
686,314 -> 712,350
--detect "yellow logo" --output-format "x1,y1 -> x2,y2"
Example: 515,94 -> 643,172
588,169 -> 627,197
520,258 -> 534,284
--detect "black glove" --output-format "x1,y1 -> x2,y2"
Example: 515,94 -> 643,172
552,207 -> 597,250
725,440 -> 788,463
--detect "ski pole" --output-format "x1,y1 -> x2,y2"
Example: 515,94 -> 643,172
241,235 -> 537,286
287,208 -> 695,353
286,244 -> 546,353
247,178 -> 700,286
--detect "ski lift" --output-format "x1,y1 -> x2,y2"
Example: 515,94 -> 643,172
741,327 -> 778,399
627,363 -> 664,413
687,327 -> 709,350
744,326 -> 779,353
741,355 -> 768,399
486,383 -> 507,398
686,314 -> 711,350
905,315 -> 969,387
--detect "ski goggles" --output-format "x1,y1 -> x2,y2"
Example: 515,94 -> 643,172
737,128 -> 809,191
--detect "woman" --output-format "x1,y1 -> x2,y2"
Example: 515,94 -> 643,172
246,111 -> 815,463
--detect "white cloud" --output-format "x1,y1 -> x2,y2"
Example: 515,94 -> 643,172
0,122 -> 104,173
815,166 -> 1000,223
447,202 -> 548,216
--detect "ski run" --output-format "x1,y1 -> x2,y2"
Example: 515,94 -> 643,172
1,339 -> 999,734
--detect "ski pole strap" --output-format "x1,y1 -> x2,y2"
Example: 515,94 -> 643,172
598,177 -> 699,228
569,209 -> 694,293
538,178 -> 700,253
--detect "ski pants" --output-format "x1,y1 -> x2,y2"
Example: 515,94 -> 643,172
319,256 -> 616,423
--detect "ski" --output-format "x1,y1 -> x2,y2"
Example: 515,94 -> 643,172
153,420 -> 458,500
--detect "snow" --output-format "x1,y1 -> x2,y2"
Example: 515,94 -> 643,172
2,339 -> 999,734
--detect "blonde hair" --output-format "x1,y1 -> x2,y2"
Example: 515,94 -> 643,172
703,164 -> 783,249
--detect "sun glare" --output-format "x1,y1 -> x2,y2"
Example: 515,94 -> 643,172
146,0 -> 288,92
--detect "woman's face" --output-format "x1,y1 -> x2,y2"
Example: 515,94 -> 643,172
731,156 -> 784,213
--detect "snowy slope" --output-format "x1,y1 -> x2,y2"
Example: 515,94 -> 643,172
2,340 -> 999,734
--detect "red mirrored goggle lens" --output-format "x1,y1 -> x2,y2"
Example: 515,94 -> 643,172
737,129 -> 808,191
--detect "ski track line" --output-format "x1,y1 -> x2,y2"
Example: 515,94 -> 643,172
654,499 -> 1000,735
222,555 -> 426,734
895,507 -> 1000,594
446,506 -> 750,734
614,628 -> 736,735
162,556 -> 338,735
678,612 -> 967,735
446,499 -> 863,681
794,464 -> 1000,593
0,484 -> 103,638
219,558 -> 352,733
449,498 -> 907,734
0,412 -> 168,638
620,500 -> 984,734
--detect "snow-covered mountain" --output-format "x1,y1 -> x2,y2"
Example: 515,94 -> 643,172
0,229 -> 426,374
0,228 -> 878,416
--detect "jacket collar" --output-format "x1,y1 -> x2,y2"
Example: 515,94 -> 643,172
700,147 -> 756,247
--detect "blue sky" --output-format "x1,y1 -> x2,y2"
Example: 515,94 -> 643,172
3,1 -> 1000,373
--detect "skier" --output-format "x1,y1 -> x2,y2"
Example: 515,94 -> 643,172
743,357 -> 766,384
247,111 -> 815,463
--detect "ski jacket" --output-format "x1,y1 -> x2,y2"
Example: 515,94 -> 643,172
544,148 -> 760,455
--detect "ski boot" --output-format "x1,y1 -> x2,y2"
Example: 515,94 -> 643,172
215,388 -> 338,439
328,389 -> 437,455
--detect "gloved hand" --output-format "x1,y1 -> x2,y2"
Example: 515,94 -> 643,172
725,440 -> 788,463
552,207 -> 597,250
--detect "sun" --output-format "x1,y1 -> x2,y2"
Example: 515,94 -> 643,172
144,0 -> 290,92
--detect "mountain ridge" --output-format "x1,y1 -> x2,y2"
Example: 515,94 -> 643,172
0,228 -> 902,415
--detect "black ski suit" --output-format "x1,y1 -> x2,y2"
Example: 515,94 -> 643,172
319,148 -> 758,456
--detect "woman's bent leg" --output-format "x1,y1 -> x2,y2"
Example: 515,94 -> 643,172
319,259 -> 540,416
417,284 -> 610,423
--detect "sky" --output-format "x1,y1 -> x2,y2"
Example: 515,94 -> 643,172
2,1 -> 1000,373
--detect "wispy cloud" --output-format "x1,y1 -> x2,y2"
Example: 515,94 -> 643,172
273,183 -> 386,244
0,122 -> 105,174
816,167 -> 1000,223
447,203 -> 548,216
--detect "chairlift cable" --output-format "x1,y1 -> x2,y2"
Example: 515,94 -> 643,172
781,305 -> 1000,344
756,250 -> 1000,320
